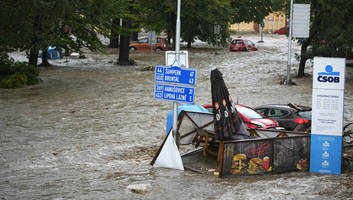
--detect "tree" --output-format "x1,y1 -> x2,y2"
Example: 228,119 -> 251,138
230,0 -> 273,24
118,16 -> 133,65
0,0 -> 128,66
118,1 -> 140,65
297,0 -> 353,77
135,0 -> 281,48
180,0 -> 234,48
134,0 -> 176,46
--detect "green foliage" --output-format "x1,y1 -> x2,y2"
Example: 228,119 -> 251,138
230,0 -> 273,23
296,0 -> 353,77
13,61 -> 40,85
0,0 -> 131,66
136,0 -> 283,48
0,52 -> 40,88
300,0 -> 353,59
0,74 -> 27,89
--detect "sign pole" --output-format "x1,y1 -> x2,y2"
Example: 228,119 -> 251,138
286,0 -> 293,85
260,21 -> 264,42
173,0 -> 182,147
148,31 -> 156,68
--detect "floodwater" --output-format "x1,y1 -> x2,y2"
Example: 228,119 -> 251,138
1,35 -> 353,199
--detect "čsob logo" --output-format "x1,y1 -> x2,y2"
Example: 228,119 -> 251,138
318,65 -> 340,83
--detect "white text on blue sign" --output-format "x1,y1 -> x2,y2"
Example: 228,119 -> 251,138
154,83 -> 195,103
155,65 -> 196,86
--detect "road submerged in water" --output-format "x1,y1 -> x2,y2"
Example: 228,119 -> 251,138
1,35 -> 353,199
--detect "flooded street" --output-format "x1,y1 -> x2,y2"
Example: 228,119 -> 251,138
1,35 -> 353,199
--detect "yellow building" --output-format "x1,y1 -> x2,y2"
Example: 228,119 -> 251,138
229,11 -> 287,33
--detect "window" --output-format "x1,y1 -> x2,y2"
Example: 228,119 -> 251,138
298,110 -> 312,119
268,109 -> 289,118
245,40 -> 254,45
237,107 -> 265,119
232,40 -> 243,44
139,39 -> 148,43
256,108 -> 266,115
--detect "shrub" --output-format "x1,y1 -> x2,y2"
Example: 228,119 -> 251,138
0,74 -> 27,89
13,61 -> 40,85
0,52 -> 40,88
0,53 -> 15,77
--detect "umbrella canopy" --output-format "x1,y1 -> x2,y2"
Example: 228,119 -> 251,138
211,68 -> 250,141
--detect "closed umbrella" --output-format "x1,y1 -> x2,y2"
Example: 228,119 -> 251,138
211,68 -> 249,140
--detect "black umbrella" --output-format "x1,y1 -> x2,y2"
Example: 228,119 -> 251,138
211,68 -> 249,141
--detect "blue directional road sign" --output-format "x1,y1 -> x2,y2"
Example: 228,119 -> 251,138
155,65 -> 196,86
154,83 -> 195,103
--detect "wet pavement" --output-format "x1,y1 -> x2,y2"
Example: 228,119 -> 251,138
1,35 -> 353,199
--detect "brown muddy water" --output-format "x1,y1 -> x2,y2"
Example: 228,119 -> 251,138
1,35 -> 353,199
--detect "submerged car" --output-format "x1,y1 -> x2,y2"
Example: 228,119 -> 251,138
255,103 -> 312,132
129,37 -> 169,51
202,104 -> 281,130
274,26 -> 289,35
229,39 -> 258,51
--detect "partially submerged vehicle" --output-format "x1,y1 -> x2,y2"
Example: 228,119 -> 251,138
203,103 -> 282,130
256,103 -> 312,132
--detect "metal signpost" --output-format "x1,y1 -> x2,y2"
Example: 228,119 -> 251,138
214,25 -> 220,47
154,64 -> 197,147
286,3 -> 310,84
286,0 -> 294,85
157,0 -> 192,147
172,0 -> 182,145
260,22 -> 264,42
148,31 -> 156,67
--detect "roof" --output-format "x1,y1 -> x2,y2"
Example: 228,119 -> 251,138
256,104 -> 311,111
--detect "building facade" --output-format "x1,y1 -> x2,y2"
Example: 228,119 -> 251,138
229,11 -> 287,33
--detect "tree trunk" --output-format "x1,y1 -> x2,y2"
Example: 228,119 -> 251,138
109,19 -> 120,48
109,33 -> 119,48
28,12 -> 43,67
298,55 -> 308,78
187,40 -> 192,48
118,18 -> 132,65
40,50 -> 50,66
297,38 -> 312,78
132,31 -> 138,41
29,49 -> 39,66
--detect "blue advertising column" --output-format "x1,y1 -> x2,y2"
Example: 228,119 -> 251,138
310,57 -> 346,174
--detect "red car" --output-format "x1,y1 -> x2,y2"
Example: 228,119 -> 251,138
229,39 -> 258,51
202,104 -> 281,129
274,26 -> 289,35
129,37 -> 169,51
